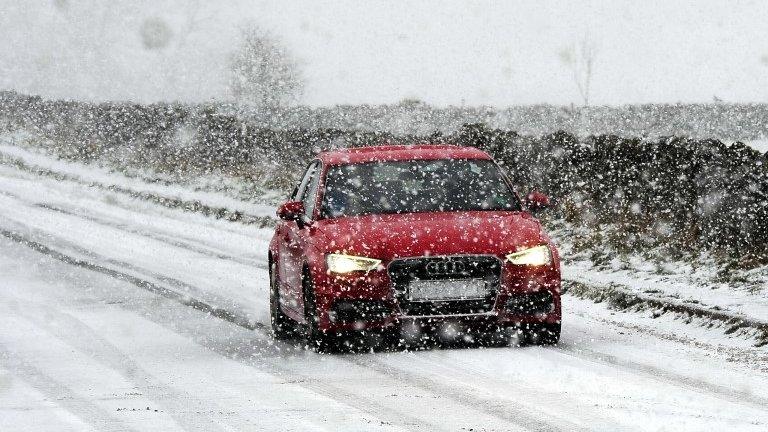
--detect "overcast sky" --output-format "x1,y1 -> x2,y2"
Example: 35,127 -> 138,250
1,0 -> 768,107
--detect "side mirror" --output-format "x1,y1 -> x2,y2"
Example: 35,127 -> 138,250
276,200 -> 305,221
524,191 -> 550,212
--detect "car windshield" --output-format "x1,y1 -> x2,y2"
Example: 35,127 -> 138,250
321,159 -> 521,218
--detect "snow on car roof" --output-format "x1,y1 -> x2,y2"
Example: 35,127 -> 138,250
318,144 -> 492,165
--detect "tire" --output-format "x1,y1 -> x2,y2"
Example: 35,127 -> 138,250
302,268 -> 336,353
482,326 -> 516,348
269,257 -> 296,340
382,326 -> 403,350
529,322 -> 561,346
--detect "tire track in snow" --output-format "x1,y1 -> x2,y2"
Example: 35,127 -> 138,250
0,227 -> 262,332
345,355 -> 594,432
34,202 -> 265,269
0,343 -> 142,432
2,297 -> 250,432
0,199 -> 265,324
0,176 -> 265,270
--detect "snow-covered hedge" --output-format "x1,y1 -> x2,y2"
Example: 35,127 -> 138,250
459,124 -> 767,267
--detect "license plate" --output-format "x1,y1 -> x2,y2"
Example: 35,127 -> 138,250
408,279 -> 489,301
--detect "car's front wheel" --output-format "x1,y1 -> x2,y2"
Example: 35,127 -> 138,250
302,268 -> 336,353
529,322 -> 561,345
269,257 -> 296,340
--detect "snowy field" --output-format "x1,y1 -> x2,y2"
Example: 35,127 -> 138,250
1,143 -> 768,431
744,140 -> 768,154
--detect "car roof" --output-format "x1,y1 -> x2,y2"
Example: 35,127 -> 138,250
317,144 -> 492,166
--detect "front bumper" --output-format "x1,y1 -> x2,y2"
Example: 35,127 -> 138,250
311,259 -> 561,332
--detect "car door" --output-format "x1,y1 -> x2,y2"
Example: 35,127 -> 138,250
281,160 -> 322,315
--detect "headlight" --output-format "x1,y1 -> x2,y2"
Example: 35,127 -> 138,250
326,253 -> 382,274
506,245 -> 552,266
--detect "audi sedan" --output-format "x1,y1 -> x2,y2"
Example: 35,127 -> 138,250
268,144 -> 561,351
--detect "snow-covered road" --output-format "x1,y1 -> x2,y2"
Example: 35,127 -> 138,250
1,153 -> 767,431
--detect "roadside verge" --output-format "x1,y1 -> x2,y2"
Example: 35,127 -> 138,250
564,279 -> 768,347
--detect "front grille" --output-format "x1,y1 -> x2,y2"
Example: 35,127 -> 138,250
505,291 -> 554,315
388,255 -> 501,316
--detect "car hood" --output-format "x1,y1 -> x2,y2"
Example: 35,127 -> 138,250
312,211 -> 546,260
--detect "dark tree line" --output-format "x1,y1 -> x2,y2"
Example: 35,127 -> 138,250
459,124 -> 767,267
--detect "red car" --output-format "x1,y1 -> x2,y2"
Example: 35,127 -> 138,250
268,144 -> 561,351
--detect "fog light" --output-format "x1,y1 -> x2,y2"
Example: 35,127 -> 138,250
437,321 -> 465,343
505,326 -> 524,347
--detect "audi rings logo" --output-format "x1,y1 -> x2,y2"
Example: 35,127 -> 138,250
425,260 -> 466,275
